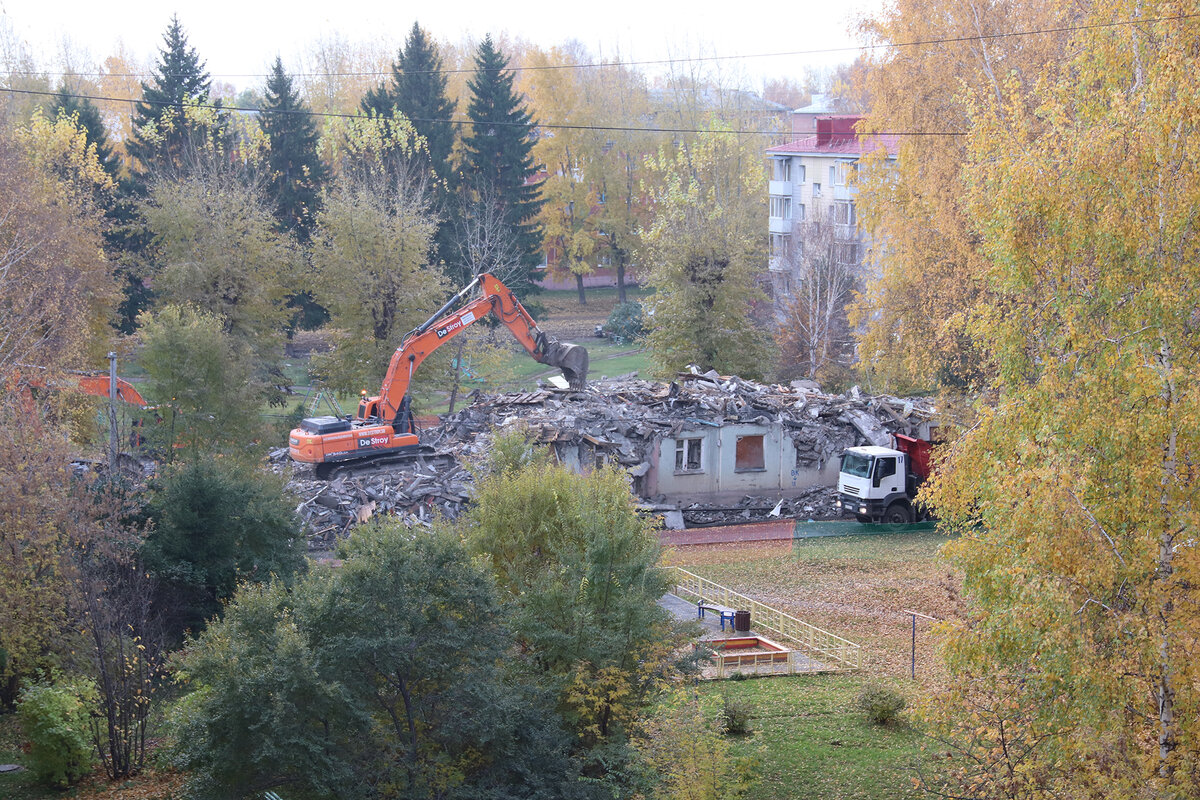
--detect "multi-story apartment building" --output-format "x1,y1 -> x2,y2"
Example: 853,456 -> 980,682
766,112 -> 898,308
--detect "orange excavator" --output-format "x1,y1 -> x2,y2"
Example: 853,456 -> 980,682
11,366 -> 149,411
288,273 -> 588,478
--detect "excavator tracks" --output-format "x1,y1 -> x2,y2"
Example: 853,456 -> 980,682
311,447 -> 457,481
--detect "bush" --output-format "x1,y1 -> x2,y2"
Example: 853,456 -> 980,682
17,677 -> 97,787
857,684 -> 907,725
604,301 -> 647,344
721,695 -> 753,735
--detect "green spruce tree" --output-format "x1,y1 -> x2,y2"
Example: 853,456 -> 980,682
393,23 -> 456,190
125,15 -> 225,186
48,84 -> 149,334
49,85 -> 118,178
460,35 -> 544,293
260,56 -> 328,236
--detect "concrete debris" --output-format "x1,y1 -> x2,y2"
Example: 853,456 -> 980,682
270,452 -> 471,552
271,371 -> 936,551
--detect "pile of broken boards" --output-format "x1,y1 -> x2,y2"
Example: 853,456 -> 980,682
271,455 -> 473,553
272,370 -> 936,551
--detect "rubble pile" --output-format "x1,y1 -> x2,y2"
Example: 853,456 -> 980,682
270,454 -> 471,552
273,370 -> 936,550
660,486 -> 844,528
430,370 -> 934,470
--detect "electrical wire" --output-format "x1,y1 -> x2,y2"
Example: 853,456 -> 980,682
0,86 -> 968,136
6,11 -> 1197,81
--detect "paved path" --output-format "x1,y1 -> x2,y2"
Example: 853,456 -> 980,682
659,519 -> 795,547
658,593 -> 739,637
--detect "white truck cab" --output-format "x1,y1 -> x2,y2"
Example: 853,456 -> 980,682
836,444 -> 920,524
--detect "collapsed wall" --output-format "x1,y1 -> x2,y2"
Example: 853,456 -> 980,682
270,370 -> 936,550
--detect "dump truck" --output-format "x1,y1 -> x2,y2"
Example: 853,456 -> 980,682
835,433 -> 932,524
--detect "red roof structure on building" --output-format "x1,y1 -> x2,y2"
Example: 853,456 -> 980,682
767,114 -> 899,159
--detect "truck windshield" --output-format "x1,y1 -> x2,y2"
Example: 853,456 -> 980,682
841,452 -> 872,479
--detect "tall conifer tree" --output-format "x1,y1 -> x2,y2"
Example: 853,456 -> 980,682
260,57 -> 328,236
461,36 -> 544,292
125,16 -> 225,186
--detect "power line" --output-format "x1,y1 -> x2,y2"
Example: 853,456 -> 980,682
7,12 -> 1198,82
0,86 -> 968,137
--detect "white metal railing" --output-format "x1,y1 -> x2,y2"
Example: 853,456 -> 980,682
670,567 -> 861,672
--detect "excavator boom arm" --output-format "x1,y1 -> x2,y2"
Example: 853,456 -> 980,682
374,274 -> 587,423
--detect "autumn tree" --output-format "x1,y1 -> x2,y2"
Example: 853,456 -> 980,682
140,162 -> 299,373
590,64 -> 656,303
0,404 -> 86,707
640,124 -> 772,379
775,217 -> 860,384
136,305 -> 264,452
462,444 -> 686,772
48,86 -> 118,178
459,36 -> 544,293
922,4 -> 1200,796
525,44 -> 602,303
851,0 -> 1074,391
0,116 -> 116,376
260,56 -> 328,236
308,170 -> 445,392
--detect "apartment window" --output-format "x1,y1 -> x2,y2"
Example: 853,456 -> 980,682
773,158 -> 791,182
829,165 -> 836,185
675,438 -> 703,472
813,182 -> 822,197
769,196 -> 792,219
834,201 -> 857,226
735,435 -> 765,472
796,164 -> 806,183
770,233 -> 791,259
835,242 -> 861,265
797,203 -> 806,221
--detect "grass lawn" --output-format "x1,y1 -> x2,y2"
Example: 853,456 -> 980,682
703,674 -> 926,800
663,531 -> 960,678
664,531 -> 956,799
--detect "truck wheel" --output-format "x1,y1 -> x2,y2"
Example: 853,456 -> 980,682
883,502 -> 912,525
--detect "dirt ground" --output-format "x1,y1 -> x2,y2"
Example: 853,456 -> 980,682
533,285 -> 648,340
661,532 -> 964,685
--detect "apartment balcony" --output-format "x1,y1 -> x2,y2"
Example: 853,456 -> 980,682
833,184 -> 854,201
768,180 -> 793,196
769,216 -> 791,234
768,256 -> 784,272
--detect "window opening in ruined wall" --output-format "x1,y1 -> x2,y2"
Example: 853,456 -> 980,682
675,438 -> 703,473
735,435 -> 765,472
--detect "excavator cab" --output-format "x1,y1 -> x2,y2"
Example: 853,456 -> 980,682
358,395 -> 380,421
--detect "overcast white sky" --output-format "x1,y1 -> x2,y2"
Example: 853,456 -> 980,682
1,0 -> 879,93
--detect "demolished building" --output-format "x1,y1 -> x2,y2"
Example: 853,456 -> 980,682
274,371 -> 937,549
431,370 -> 936,504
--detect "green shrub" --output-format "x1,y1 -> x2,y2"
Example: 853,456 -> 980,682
17,677 -> 97,787
857,684 -> 907,725
604,301 -> 647,344
721,695 -> 753,735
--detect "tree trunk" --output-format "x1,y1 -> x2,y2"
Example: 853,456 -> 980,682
576,272 -> 586,305
616,259 -> 627,304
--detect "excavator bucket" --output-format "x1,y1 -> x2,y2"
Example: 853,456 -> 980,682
542,341 -> 589,390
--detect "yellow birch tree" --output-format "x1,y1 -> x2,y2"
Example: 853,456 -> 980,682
925,4 -> 1200,796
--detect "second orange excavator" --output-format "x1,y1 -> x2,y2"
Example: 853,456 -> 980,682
288,273 -> 588,478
